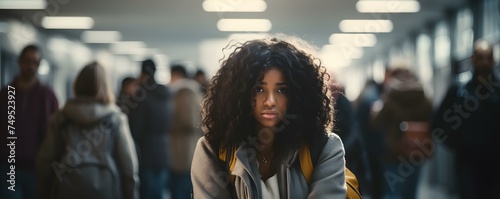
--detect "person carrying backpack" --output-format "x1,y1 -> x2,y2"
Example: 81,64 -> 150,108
371,62 -> 433,199
191,34 -> 357,198
36,61 -> 139,199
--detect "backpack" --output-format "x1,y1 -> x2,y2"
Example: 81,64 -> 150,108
218,135 -> 362,199
50,113 -> 121,199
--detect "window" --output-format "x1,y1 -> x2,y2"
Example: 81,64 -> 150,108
482,0 -> 500,40
417,34 -> 433,96
434,21 -> 451,69
454,8 -> 474,60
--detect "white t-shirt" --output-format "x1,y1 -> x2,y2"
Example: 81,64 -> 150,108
261,174 -> 279,198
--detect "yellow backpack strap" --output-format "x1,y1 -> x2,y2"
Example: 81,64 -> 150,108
345,167 -> 362,199
218,147 -> 227,161
299,144 -> 363,199
218,145 -> 237,184
299,144 -> 313,183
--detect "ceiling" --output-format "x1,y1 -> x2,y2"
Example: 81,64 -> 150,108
1,0 -> 468,70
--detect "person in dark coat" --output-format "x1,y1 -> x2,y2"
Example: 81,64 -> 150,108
371,64 -> 433,199
128,59 -> 172,199
432,39 -> 500,199
331,83 -> 373,198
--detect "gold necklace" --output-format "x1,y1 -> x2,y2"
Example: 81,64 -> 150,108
259,151 -> 274,164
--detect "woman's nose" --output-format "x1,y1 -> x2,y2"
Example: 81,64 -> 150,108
264,93 -> 276,107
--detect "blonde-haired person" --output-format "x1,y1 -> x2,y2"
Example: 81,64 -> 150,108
36,61 -> 139,199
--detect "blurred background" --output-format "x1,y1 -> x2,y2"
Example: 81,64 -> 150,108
0,0 -> 497,104
1,0 -> 499,199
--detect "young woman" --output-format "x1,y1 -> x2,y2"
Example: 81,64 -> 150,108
36,62 -> 139,199
191,35 -> 346,198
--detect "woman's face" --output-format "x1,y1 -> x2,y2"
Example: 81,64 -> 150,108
124,81 -> 137,96
252,68 -> 288,128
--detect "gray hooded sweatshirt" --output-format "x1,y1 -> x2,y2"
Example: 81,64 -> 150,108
36,98 -> 139,199
191,133 -> 347,199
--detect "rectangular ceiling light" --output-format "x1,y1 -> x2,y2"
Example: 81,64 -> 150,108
329,33 -> 377,47
0,0 -> 46,9
111,41 -> 146,54
203,0 -> 266,12
356,0 -> 420,13
82,31 -> 122,43
320,45 -> 353,68
217,19 -> 271,32
42,17 -> 94,29
339,19 -> 393,33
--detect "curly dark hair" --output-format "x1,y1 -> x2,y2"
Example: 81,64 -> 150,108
202,35 -> 333,158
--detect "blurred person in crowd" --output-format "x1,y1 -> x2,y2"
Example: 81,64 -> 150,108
432,39 -> 500,199
116,76 -> 137,115
192,68 -> 209,96
36,61 -> 139,199
0,44 -> 59,199
354,77 -> 388,199
128,59 -> 171,199
168,63 -> 203,199
331,80 -> 373,198
371,60 -> 433,199
191,34 -> 346,198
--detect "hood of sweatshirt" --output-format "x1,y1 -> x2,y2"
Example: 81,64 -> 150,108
61,97 -> 121,126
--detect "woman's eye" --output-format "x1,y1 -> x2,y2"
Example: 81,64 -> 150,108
278,88 -> 288,94
255,87 -> 264,92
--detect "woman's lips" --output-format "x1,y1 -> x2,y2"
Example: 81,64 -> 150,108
262,113 -> 278,119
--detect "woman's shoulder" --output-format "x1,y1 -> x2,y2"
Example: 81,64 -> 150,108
307,132 -> 344,163
326,131 -> 341,140
194,136 -> 218,155
324,132 -> 345,153
108,104 -> 127,120
192,136 -> 224,172
313,131 -> 342,146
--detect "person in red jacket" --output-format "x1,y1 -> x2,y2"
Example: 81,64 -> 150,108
0,44 -> 59,199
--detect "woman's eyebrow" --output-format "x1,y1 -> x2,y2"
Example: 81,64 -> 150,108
258,82 -> 287,86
